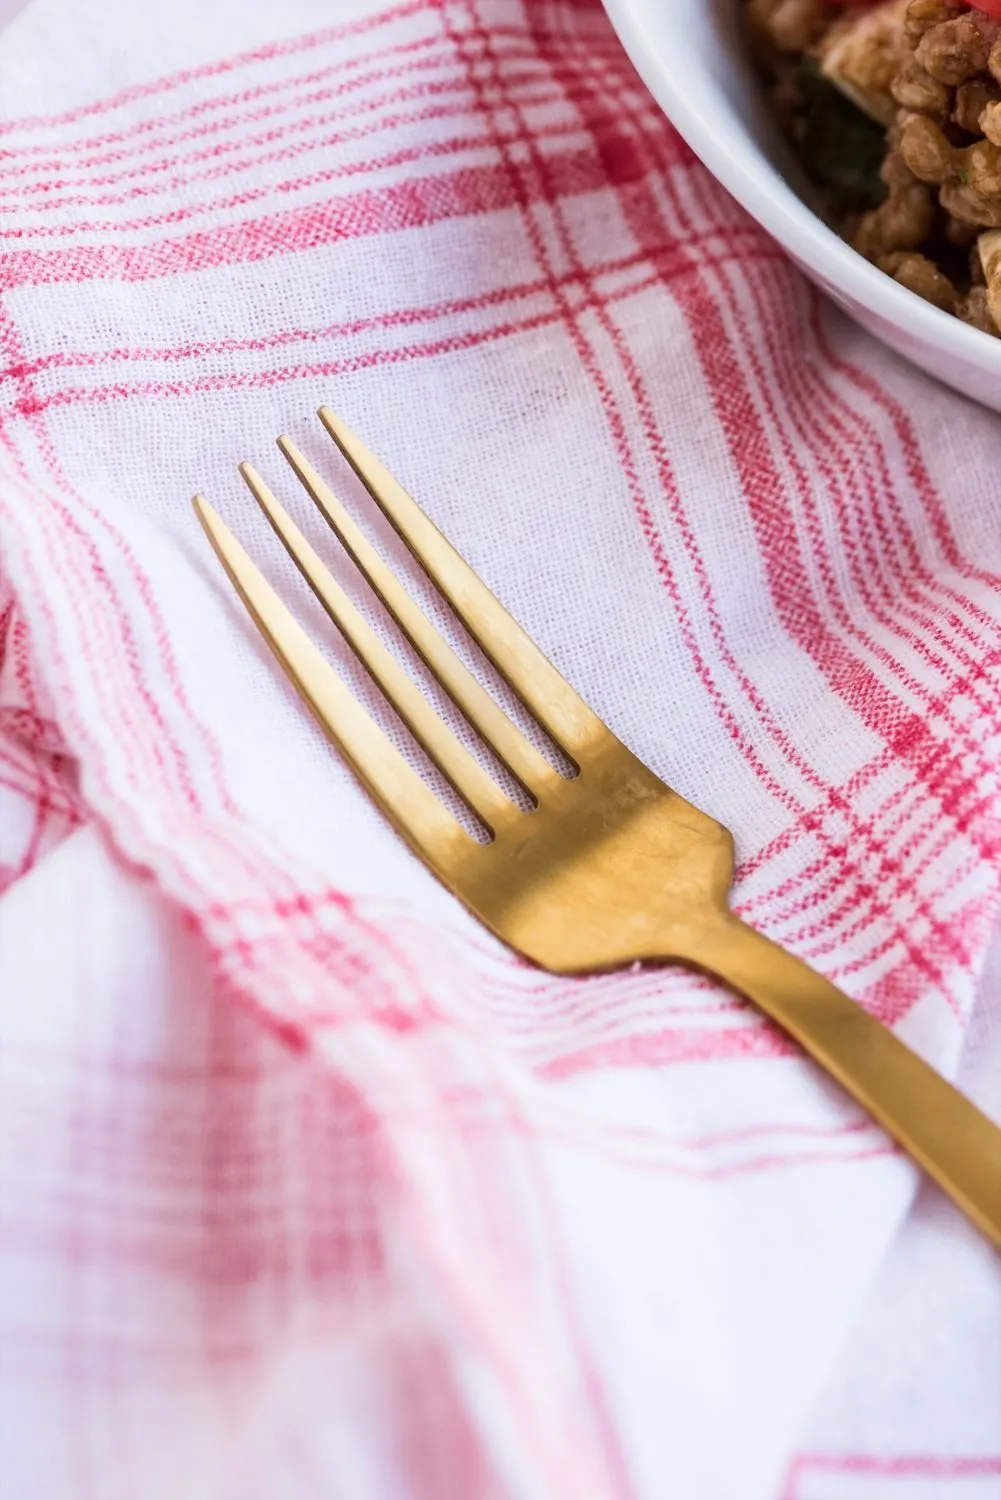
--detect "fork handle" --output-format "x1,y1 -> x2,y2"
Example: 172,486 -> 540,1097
698,915 -> 1001,1249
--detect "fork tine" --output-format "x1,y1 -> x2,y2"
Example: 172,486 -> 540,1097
193,494 -> 471,871
277,434 -> 557,793
316,408 -> 607,762
238,463 -> 515,834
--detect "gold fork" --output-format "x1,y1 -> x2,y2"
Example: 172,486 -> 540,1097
195,408 -> 1001,1250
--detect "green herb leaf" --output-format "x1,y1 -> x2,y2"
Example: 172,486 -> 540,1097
794,57 -> 888,212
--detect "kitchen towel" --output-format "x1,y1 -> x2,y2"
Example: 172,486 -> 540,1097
0,1 -> 999,1496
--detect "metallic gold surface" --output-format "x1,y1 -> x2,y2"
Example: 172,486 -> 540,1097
195,412 -> 1001,1251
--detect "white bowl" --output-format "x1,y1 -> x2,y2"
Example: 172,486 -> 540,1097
602,0 -> 1001,411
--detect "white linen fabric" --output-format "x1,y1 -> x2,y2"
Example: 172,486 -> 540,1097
0,2 -> 999,1497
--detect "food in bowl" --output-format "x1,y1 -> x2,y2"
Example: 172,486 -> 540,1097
746,0 -> 1001,335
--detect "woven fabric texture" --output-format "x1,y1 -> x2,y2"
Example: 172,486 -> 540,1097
0,2 -> 999,1497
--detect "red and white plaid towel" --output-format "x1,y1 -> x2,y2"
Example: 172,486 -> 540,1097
1,1 -> 999,1496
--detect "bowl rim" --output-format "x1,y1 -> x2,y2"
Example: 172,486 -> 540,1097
602,0 -> 1001,380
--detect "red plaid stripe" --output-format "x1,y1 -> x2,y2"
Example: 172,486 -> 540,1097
1,2 -> 1000,1496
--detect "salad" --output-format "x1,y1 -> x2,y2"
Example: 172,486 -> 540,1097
747,0 -> 1001,335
